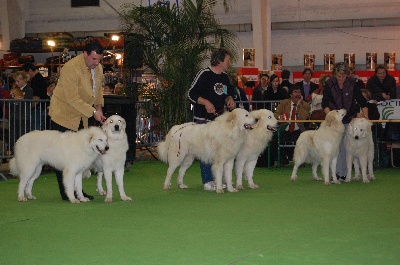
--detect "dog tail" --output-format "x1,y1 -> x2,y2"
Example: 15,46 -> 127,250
157,141 -> 169,163
9,158 -> 19,176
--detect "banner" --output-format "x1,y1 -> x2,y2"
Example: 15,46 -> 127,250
377,100 -> 400,120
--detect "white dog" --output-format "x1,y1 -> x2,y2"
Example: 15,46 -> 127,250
10,127 -> 108,203
344,117 -> 375,183
290,109 -> 346,185
235,109 -> 278,190
159,108 -> 257,193
92,115 -> 132,202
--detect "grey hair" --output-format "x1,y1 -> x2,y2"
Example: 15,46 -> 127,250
332,62 -> 350,75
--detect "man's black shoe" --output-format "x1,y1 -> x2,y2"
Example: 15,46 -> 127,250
82,191 -> 94,200
336,173 -> 346,181
62,191 -> 94,201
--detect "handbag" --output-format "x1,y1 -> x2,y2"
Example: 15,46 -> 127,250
310,109 -> 326,120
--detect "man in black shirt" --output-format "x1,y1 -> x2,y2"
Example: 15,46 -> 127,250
23,63 -> 49,130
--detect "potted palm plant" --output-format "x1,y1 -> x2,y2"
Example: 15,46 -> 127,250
120,0 -> 238,134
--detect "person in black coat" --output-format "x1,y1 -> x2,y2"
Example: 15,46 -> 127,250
366,64 -> 396,102
294,68 -> 319,102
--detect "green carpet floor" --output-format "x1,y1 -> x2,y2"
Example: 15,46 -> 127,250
0,161 -> 399,265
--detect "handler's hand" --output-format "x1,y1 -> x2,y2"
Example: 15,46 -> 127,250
94,110 -> 106,123
226,96 -> 235,110
204,100 -> 216,114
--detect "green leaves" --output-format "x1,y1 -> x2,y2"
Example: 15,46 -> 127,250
120,0 -> 238,132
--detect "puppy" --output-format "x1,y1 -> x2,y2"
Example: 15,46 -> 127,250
92,115 -> 132,202
10,127 -> 108,203
344,117 -> 375,183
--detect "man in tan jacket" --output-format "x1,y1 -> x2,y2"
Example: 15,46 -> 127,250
260,85 -> 310,167
49,41 -> 106,200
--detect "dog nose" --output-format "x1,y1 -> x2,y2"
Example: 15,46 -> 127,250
255,118 -> 258,122
115,125 -> 120,131
355,136 -> 359,140
105,146 -> 109,151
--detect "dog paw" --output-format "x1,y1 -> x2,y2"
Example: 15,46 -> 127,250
121,196 -> 132,201
354,175 -> 361,181
249,184 -> 259,189
178,184 -> 188,189
70,199 -> 81,204
79,197 -> 91,202
18,196 -> 27,202
227,188 -> 238,193
325,181 -> 331,186
216,189 -> 224,194
163,185 -> 171,190
313,176 -> 322,181
368,175 -> 376,181
363,179 -> 370,184
104,197 -> 113,203
96,189 -> 107,196
236,184 -> 244,190
290,176 -> 297,181
344,177 -> 351,183
27,195 -> 37,200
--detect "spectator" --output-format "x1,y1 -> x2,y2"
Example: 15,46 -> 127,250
47,81 -> 56,98
280,69 -> 293,93
308,74 -> 332,114
361,89 -> 380,120
348,67 -> 365,90
10,71 -> 33,151
114,82 -> 124,95
294,68 -> 319,102
257,86 -> 310,167
188,48 -> 235,191
229,72 -> 250,111
322,62 -> 368,181
263,74 -> 288,111
103,83 -> 115,94
22,63 -> 49,130
252,74 -> 269,110
366,64 -> 396,102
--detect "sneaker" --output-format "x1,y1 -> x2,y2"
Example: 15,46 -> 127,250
204,181 -> 216,191
336,173 -> 346,182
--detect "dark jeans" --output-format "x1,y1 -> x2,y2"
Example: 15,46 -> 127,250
194,118 -> 213,184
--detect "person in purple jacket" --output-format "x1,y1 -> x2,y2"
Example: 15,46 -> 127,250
322,62 -> 368,181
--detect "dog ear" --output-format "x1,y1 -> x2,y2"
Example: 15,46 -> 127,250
348,119 -> 355,136
226,111 -> 236,126
325,112 -> 336,127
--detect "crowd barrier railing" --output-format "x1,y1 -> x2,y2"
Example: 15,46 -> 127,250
0,99 -> 397,169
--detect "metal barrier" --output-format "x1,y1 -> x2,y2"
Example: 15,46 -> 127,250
0,99 -> 166,162
2,98 -> 396,169
0,99 -> 281,160
0,99 -> 50,160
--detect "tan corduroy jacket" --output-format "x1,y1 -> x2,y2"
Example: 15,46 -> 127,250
49,54 -> 104,131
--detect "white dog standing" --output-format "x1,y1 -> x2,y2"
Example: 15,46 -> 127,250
290,109 -> 346,185
159,108 -> 257,193
10,127 -> 108,203
344,117 -> 375,183
235,109 -> 278,190
92,115 -> 132,202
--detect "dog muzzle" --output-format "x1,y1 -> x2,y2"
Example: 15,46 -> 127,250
97,146 -> 109,155
244,124 -> 254,130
